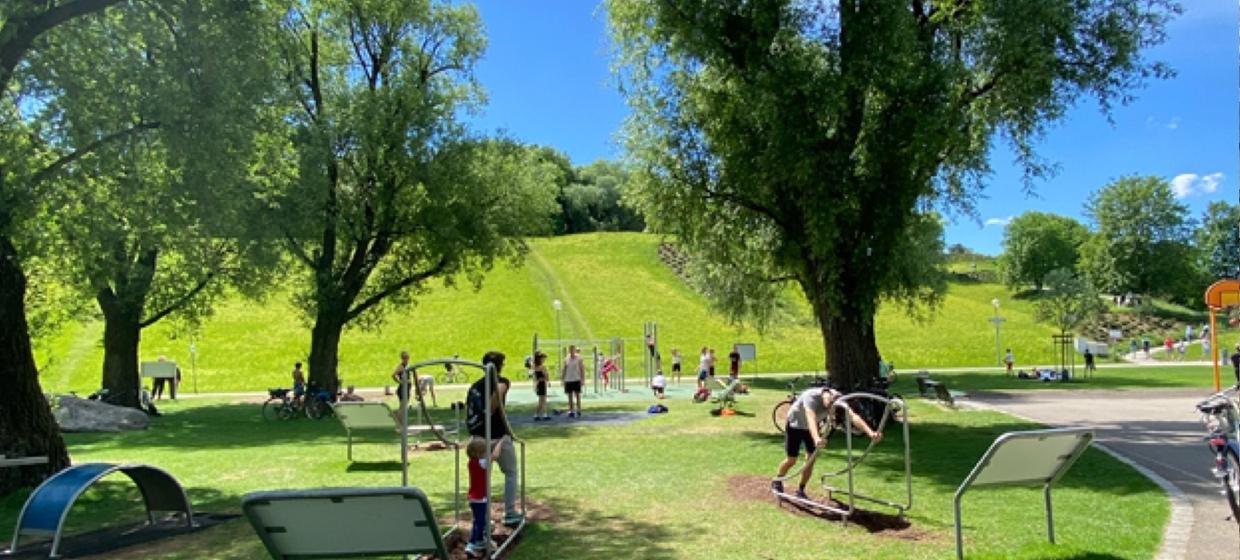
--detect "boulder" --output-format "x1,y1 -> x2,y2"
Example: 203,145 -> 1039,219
54,396 -> 150,433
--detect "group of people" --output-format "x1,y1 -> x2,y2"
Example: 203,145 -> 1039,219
692,345 -> 744,388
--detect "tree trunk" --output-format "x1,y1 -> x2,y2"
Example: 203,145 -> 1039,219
0,234 -> 70,493
308,310 -> 344,397
824,313 -> 881,393
99,305 -> 142,408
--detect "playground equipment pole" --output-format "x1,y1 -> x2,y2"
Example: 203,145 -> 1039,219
991,299 -> 1004,367
553,299 -> 563,381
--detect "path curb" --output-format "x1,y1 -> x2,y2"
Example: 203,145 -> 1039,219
960,399 -> 1192,560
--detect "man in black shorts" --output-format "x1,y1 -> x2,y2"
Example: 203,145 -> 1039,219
773,386 -> 881,500
561,345 -> 585,417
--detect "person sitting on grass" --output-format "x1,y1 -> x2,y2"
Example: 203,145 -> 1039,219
339,384 -> 364,402
773,386 -> 881,500
465,436 -> 503,558
652,370 -> 667,399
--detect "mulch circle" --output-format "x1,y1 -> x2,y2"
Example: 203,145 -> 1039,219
727,475 -> 934,542
434,500 -> 559,560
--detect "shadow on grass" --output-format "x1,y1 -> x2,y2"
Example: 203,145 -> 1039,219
735,415 -> 1162,499
421,492 -> 679,560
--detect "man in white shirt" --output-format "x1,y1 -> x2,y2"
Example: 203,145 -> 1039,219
561,345 -> 585,418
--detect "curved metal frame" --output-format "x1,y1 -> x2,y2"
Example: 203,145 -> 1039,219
772,392 -> 912,523
10,462 -> 193,558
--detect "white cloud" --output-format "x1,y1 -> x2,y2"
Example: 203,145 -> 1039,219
1167,116 -> 1181,130
984,216 -> 1012,227
1172,172 -> 1225,198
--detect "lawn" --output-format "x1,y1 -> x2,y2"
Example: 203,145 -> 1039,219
1,385 -> 1168,559
891,364 -> 1225,395
32,232 -> 1220,394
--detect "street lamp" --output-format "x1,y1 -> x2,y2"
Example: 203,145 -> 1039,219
990,298 -> 1005,367
552,299 -> 563,376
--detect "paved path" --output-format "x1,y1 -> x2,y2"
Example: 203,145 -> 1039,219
969,388 -> 1240,560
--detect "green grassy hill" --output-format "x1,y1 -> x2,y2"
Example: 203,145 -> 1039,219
38,232 -> 1193,393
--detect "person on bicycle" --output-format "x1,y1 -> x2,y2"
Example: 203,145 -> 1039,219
772,386 -> 881,500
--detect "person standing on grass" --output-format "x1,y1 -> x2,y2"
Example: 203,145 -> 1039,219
729,345 -> 742,380
1004,349 -> 1014,375
392,351 -> 414,423
1231,344 -> 1240,383
1083,349 -> 1096,376
671,348 -> 682,384
697,346 -> 710,389
291,361 -> 306,406
707,348 -> 718,378
532,351 -> 549,421
465,351 -> 523,529
772,386 -> 881,500
561,345 -> 585,418
1129,339 -> 1138,358
1143,338 -> 1151,357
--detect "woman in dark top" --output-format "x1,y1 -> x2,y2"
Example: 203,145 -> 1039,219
532,351 -> 549,421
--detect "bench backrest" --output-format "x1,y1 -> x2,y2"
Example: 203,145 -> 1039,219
141,361 -> 177,379
333,402 -> 398,430
242,487 -> 447,559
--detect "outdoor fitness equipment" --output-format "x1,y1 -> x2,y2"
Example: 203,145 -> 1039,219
771,392 -> 912,523
710,376 -> 743,415
9,463 -> 194,558
533,324 -> 659,394
402,358 -> 527,559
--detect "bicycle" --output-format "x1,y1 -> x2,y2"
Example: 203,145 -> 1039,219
262,388 -> 300,421
1196,383 -> 1240,524
303,385 -> 334,420
772,375 -> 830,433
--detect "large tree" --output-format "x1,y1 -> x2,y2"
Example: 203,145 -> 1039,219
1035,268 -> 1105,336
25,1 -> 273,407
0,0 -> 138,493
273,0 -> 557,395
609,0 -> 1174,389
1079,175 -> 1194,299
1197,201 -> 1240,281
998,212 -> 1088,291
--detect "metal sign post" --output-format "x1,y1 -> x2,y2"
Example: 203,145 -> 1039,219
953,428 -> 1094,559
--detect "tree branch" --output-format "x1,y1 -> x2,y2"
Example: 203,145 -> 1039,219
29,121 -> 160,187
0,0 -> 127,91
139,270 -> 216,328
280,224 -> 315,268
345,256 -> 449,322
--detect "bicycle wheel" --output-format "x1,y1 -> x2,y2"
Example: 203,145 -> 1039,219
278,402 -> 296,420
305,398 -> 329,420
1222,446 -> 1240,524
772,399 -> 791,433
261,399 -> 281,421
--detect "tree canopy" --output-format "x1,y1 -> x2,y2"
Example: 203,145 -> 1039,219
1079,175 -> 1195,300
609,0 -> 1174,388
270,0 -> 558,393
1197,201 -> 1240,281
998,212 -> 1088,291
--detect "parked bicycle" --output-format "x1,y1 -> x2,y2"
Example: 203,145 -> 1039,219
771,374 -> 900,436
436,361 -> 467,384
303,384 -> 335,420
262,388 -> 300,421
1195,384 -> 1240,524
772,374 -> 830,433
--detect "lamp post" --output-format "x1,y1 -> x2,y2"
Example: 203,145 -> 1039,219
552,299 -> 563,376
990,298 -> 1005,367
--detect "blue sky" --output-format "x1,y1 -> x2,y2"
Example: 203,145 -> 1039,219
467,0 -> 1238,255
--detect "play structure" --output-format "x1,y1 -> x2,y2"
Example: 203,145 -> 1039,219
9,463 -> 194,558
242,487 -> 448,559
771,392 -> 912,523
1205,279 -> 1240,390
705,376 -> 744,415
533,321 -> 658,394
953,428 -> 1094,559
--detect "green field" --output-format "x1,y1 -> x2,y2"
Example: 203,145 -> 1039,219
33,232 -> 1222,394
0,386 -> 1167,559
